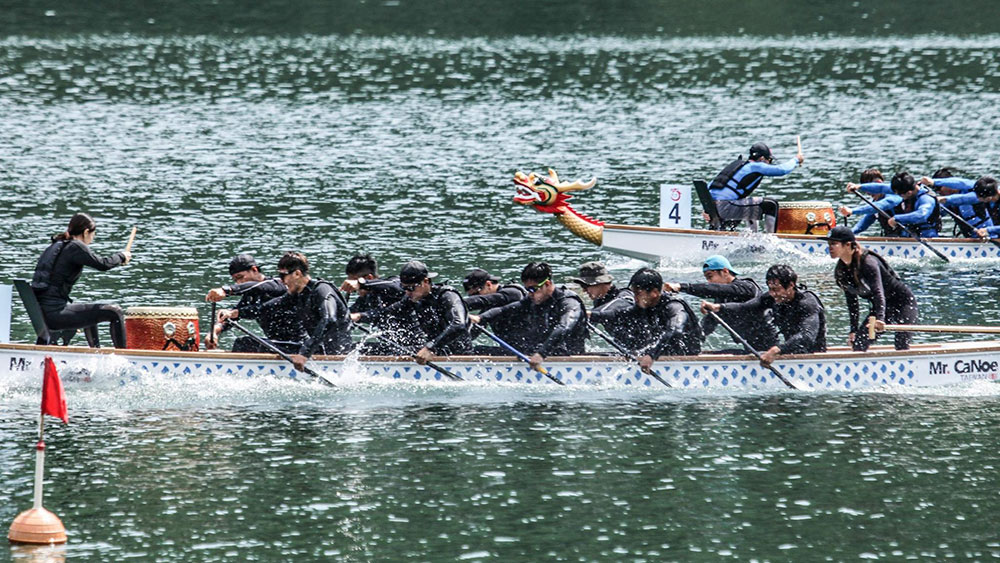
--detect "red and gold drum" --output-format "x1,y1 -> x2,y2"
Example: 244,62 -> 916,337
776,201 -> 837,235
125,306 -> 200,351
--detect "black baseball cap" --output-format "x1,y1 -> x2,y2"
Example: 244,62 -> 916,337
749,142 -> 773,161
629,268 -> 663,291
819,225 -> 856,243
228,254 -> 257,275
399,260 -> 438,285
463,268 -> 500,292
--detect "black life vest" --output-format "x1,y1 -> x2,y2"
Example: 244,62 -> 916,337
836,250 -> 899,297
709,157 -> 762,199
500,283 -> 528,298
30,240 -> 70,292
893,190 -> 941,233
666,297 -> 705,344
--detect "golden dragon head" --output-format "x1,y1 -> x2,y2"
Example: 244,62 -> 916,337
512,168 -> 597,213
512,168 -> 605,246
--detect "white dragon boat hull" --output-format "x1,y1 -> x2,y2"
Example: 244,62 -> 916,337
3,342 -> 999,391
601,224 -> 1000,263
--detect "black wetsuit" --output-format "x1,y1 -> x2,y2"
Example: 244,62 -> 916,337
465,283 -> 528,355
835,251 -> 918,351
591,297 -> 702,357
590,286 -> 635,345
31,239 -> 127,348
272,279 -> 353,356
360,285 -> 472,355
222,278 -> 300,353
479,287 -> 588,356
678,278 -> 779,351
718,289 -> 826,354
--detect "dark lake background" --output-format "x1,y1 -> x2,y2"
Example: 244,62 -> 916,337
3,1 -> 1000,560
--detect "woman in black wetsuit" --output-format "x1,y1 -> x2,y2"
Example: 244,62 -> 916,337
31,213 -> 132,347
822,226 -> 917,351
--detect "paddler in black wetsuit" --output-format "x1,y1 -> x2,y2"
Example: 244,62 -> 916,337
701,264 -> 826,366
351,260 -> 472,363
572,261 -> 634,345
31,213 -> 132,348
271,252 -> 353,371
664,254 -> 778,353
470,262 -> 588,372
206,254 -> 299,352
591,268 -> 702,369
462,268 -> 527,355
339,253 -> 409,354
822,226 -> 918,351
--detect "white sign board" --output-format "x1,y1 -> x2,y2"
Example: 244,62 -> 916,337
659,184 -> 692,229
0,284 -> 11,344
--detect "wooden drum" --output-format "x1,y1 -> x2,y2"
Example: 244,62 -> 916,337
125,306 -> 200,351
776,201 -> 837,235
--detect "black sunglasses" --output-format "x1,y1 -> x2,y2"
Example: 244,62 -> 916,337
277,269 -> 298,280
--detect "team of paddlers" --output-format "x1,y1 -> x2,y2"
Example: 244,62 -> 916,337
40,139 -> 1000,372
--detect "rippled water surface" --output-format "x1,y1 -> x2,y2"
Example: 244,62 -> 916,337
3,0 -> 1000,560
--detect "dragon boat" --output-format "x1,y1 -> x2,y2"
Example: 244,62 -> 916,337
512,169 -> 1000,262
2,341 -> 998,391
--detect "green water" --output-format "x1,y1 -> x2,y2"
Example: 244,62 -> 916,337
3,1 -> 1000,560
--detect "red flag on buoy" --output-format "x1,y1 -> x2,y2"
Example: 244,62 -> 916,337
41,357 -> 68,424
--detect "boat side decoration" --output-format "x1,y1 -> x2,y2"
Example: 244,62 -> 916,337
2,342 -> 998,391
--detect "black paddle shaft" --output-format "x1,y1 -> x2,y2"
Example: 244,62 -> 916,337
706,311 -> 800,390
224,320 -> 333,386
586,321 -> 671,388
933,197 -> 1000,249
353,324 -> 463,381
852,190 -> 950,262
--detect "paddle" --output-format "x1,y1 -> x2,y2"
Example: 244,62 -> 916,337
868,318 -> 1000,339
851,190 -> 950,262
934,199 -> 1000,249
224,320 -> 335,386
353,324 -> 463,381
706,311 -> 802,390
125,226 -> 137,253
206,301 -> 217,348
587,321 -> 671,387
473,325 -> 563,385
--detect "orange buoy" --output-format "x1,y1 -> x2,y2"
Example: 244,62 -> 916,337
7,507 -> 66,545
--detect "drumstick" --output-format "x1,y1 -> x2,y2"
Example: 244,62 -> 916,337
796,135 -> 802,155
125,226 -> 137,253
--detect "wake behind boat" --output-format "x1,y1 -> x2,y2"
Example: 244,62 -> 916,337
3,340 -> 998,391
512,169 -> 1000,262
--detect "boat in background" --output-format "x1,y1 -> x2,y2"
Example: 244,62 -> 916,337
511,169 -> 1000,262
2,341 -> 998,391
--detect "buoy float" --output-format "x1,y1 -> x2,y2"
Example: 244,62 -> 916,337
8,506 -> 66,544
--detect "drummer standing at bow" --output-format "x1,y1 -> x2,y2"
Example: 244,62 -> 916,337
822,226 -> 917,351
273,252 -> 354,371
206,253 -> 299,352
31,213 -> 132,348
708,140 -> 805,233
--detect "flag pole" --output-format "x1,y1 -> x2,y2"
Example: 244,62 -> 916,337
33,413 -> 45,510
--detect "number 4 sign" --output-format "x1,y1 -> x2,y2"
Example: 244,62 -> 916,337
659,184 -> 691,229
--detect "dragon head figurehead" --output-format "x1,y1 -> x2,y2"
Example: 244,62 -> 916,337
512,168 -> 605,245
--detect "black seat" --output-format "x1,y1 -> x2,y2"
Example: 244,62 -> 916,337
13,279 -> 81,346
693,180 -> 741,231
